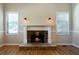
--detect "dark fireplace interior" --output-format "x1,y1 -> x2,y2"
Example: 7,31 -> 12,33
27,31 -> 48,44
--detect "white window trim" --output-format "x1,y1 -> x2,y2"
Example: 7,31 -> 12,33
5,11 -> 19,35
56,11 -> 70,35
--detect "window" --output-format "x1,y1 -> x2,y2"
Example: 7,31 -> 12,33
56,12 -> 69,35
7,12 -> 18,34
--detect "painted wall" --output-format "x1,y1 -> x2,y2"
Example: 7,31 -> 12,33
4,3 -> 72,45
0,4 -> 4,45
72,4 -> 79,48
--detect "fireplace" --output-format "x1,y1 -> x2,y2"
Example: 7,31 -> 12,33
23,25 -> 52,46
27,31 -> 48,44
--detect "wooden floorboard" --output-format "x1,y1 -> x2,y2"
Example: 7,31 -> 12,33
56,46 -> 74,55
0,45 -> 79,55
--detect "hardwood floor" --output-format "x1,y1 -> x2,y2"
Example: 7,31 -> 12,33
0,45 -> 79,55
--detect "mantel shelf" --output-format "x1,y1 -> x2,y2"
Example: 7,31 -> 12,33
24,25 -> 53,27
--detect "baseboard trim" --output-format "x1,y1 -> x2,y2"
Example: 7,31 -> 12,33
2,43 -> 20,46
56,43 -> 72,45
72,44 -> 79,48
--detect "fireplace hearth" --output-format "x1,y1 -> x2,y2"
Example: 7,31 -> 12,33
27,31 -> 48,44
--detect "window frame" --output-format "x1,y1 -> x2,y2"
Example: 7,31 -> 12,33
56,11 -> 70,35
6,12 -> 19,35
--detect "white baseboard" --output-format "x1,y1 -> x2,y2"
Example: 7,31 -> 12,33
0,43 -> 20,47
1,43 -> 20,46
57,43 -> 72,45
72,44 -> 79,48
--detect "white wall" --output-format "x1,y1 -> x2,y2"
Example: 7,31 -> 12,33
4,3 -> 72,45
72,4 -> 79,48
0,4 -> 4,45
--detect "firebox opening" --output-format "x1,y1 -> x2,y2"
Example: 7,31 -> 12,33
27,31 -> 48,44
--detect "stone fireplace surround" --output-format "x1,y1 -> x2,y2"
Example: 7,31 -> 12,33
20,25 -> 56,47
